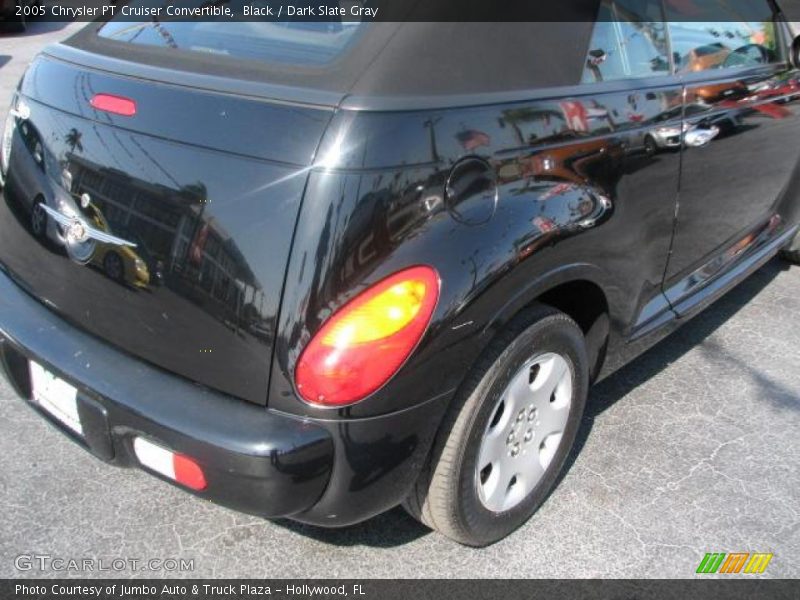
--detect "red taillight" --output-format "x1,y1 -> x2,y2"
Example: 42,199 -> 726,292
90,94 -> 136,117
295,266 -> 440,407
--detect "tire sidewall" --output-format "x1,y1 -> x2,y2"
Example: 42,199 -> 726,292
644,135 -> 656,155
31,199 -> 46,238
455,314 -> 589,545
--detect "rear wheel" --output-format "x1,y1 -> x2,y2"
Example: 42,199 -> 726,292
103,252 -> 124,282
644,135 -> 657,156
30,198 -> 47,239
780,229 -> 800,265
404,305 -> 589,546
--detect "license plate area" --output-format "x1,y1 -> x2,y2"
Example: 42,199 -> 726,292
29,360 -> 83,436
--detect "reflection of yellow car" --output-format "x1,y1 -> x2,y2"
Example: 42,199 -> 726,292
85,204 -> 150,288
91,243 -> 150,288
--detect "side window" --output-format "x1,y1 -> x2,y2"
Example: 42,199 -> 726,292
582,0 -> 670,83
666,0 -> 781,73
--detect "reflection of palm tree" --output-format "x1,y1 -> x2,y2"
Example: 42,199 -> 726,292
65,128 -> 83,154
499,108 -> 537,146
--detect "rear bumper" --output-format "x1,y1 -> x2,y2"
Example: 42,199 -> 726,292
0,265 -> 451,526
0,265 -> 334,518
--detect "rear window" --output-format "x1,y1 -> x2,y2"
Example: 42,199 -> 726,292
98,14 -> 363,66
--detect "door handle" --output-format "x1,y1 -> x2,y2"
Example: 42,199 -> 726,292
684,125 -> 720,148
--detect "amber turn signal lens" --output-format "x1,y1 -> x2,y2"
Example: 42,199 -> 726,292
295,266 -> 439,407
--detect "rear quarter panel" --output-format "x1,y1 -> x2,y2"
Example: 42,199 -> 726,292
271,84 -> 686,420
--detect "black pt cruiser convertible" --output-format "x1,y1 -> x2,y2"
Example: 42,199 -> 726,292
2,1 -> 800,546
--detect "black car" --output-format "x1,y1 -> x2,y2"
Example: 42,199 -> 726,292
1,2 -> 800,547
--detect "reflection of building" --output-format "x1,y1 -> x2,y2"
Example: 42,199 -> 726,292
67,155 -> 269,334
338,176 -> 436,283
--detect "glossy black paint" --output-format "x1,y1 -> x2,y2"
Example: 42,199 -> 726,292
0,267 -> 334,517
270,88 -> 687,419
0,17 -> 799,527
0,56 -> 332,404
665,65 -> 800,297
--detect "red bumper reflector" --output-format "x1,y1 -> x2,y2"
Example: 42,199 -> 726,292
132,437 -> 207,491
172,454 -> 207,491
90,94 -> 137,117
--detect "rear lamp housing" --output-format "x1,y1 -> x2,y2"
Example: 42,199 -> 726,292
295,266 -> 440,407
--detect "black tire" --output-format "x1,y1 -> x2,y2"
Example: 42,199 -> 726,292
644,135 -> 657,156
404,304 -> 589,546
780,230 -> 800,265
30,197 -> 47,239
103,252 -> 125,282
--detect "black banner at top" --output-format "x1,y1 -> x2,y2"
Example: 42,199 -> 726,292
8,0 -> 790,23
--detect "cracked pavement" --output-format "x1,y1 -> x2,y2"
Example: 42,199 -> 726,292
1,22 -> 799,579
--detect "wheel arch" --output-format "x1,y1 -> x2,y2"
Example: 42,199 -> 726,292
481,264 -> 614,383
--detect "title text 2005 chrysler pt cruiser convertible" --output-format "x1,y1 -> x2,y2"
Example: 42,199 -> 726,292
2,2 -> 800,546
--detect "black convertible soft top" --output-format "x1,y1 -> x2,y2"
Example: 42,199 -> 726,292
62,20 -> 597,108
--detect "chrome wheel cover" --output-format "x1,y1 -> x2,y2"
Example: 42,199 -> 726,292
476,352 -> 573,512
